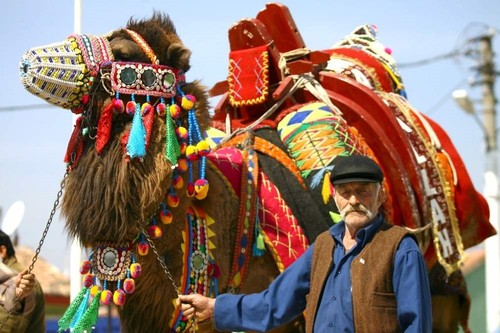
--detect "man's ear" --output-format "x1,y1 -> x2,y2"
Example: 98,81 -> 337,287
377,185 -> 387,205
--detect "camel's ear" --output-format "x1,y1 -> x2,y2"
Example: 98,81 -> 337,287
167,43 -> 191,72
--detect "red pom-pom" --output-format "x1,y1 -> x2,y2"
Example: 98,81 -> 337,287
82,273 -> 94,288
148,225 -> 162,239
80,260 -> 92,274
130,263 -> 142,279
125,101 -> 136,115
179,142 -> 188,155
156,103 -> 166,117
123,278 -> 136,294
81,94 -> 90,105
208,263 -> 221,278
137,241 -> 149,256
167,192 -> 179,207
186,182 -> 196,197
171,174 -> 184,190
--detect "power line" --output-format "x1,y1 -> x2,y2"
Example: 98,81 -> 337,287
398,50 -> 467,69
0,104 -> 57,112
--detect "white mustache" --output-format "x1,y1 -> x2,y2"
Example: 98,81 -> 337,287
339,204 -> 373,220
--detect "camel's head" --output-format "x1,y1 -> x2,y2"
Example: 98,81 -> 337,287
19,12 -> 211,277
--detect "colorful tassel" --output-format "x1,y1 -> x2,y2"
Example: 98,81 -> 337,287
72,291 -> 102,333
95,100 -> 114,154
164,101 -> 181,165
126,101 -> 146,159
252,211 -> 266,256
58,287 -> 89,332
64,116 -> 84,170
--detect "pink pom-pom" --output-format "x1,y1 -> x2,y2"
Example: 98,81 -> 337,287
113,98 -> 124,113
160,209 -> 173,224
385,47 -> 392,55
130,263 -> 142,279
100,290 -> 113,305
80,260 -> 92,274
137,241 -> 149,256
82,273 -> 94,288
123,278 -> 136,294
113,289 -> 126,306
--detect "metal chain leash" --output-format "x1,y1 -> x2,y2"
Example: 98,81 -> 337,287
139,225 -> 179,292
0,170 -> 68,331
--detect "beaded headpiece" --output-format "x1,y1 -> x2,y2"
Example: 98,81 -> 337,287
332,24 -> 406,97
19,34 -> 114,113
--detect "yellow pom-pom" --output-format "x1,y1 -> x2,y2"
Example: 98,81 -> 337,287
196,140 -> 211,156
90,285 -> 102,297
181,94 -> 196,110
194,179 -> 209,200
100,290 -> 113,305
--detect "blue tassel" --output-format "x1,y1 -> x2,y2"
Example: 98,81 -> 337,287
310,165 -> 334,189
126,102 -> 146,159
70,288 -> 91,329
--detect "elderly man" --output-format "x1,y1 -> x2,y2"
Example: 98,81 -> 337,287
179,154 -> 432,332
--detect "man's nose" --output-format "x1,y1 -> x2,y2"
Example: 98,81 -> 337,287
348,194 -> 360,205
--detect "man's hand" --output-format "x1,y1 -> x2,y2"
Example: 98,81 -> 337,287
178,294 -> 215,322
15,269 -> 35,299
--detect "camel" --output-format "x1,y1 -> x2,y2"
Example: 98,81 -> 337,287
19,3 -> 496,332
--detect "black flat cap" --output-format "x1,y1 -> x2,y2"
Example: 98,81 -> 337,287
330,155 -> 383,185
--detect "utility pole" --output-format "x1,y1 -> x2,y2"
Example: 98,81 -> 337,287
476,33 -> 500,333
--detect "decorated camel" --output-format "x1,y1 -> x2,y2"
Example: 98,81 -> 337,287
18,3 -> 496,333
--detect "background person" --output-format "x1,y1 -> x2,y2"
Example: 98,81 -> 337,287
0,230 -> 45,333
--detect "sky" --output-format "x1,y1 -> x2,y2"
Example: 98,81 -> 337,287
0,0 -> 499,273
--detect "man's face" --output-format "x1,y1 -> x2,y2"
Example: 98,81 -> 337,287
333,181 -> 385,230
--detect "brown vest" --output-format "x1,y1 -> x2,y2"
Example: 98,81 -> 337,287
305,222 -> 409,333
